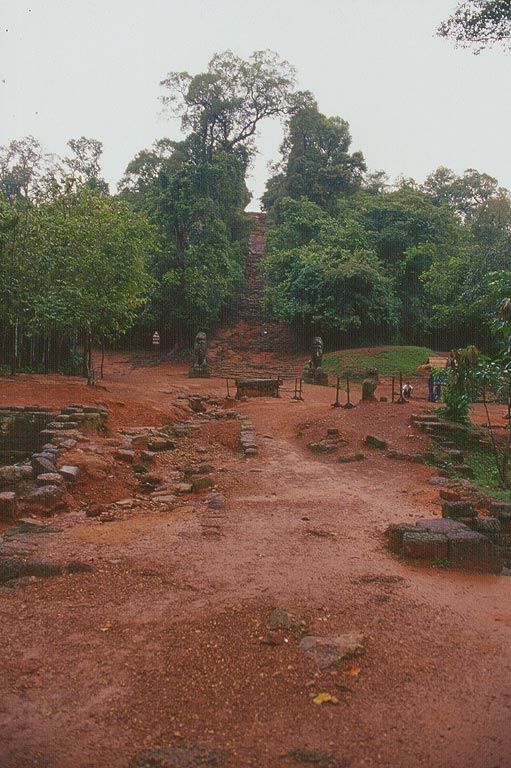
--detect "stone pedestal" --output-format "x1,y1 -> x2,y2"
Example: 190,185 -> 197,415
188,364 -> 211,378
302,369 -> 329,386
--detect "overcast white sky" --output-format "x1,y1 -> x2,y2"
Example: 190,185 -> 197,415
1,0 -> 510,209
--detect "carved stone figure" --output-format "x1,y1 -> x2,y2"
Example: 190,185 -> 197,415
310,336 -> 323,372
361,367 -> 379,400
189,331 -> 211,378
303,336 -> 328,385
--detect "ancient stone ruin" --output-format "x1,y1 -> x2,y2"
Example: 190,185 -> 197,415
0,404 -> 108,521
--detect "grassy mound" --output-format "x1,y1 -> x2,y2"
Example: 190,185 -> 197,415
322,345 -> 436,381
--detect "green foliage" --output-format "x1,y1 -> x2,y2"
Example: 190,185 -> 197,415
438,1 -> 511,53
262,205 -> 396,337
262,99 -> 365,213
321,346 -> 435,381
160,50 -> 296,161
130,143 -> 249,340
463,448 -> 511,500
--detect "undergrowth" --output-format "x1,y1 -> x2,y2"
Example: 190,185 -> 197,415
322,345 -> 435,381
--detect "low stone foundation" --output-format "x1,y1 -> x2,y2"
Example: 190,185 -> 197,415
386,517 -> 502,574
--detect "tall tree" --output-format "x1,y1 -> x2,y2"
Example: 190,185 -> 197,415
160,50 -> 296,161
438,1 -> 511,52
262,100 -> 365,213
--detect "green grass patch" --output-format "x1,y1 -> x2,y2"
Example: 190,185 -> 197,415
463,447 -> 511,502
322,345 -> 436,382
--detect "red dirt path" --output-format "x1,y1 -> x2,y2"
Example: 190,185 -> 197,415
0,353 -> 510,768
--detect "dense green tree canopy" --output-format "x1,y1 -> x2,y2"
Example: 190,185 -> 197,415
262,101 -> 365,213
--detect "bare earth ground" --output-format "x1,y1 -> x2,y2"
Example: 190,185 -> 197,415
0,352 -> 510,768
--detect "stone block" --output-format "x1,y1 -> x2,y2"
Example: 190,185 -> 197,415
0,491 -> 17,519
416,518 -> 470,534
453,464 -> 473,477
147,438 -> 176,452
402,531 -> 448,561
337,453 -> 365,463
309,441 -> 337,455
31,455 -> 57,475
473,517 -> 501,537
191,476 -> 214,492
439,489 -> 462,502
365,435 -> 388,449
25,485 -> 67,514
489,502 -> 511,522
447,530 -> 502,573
140,451 -> 156,464
0,465 -> 27,487
446,449 -> 464,463
299,632 -> 365,669
59,438 -> 77,450
386,523 -> 419,553
59,465 -> 80,482
115,448 -> 135,463
442,500 -> 476,519
37,473 -> 63,486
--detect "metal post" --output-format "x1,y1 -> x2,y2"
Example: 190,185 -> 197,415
331,377 -> 341,407
344,375 -> 355,409
396,371 -> 406,404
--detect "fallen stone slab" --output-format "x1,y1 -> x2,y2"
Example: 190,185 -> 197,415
299,632 -> 365,669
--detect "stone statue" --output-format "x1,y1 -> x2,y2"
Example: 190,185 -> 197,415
302,335 -> 328,386
361,367 -> 379,400
310,336 -> 323,372
189,331 -> 211,378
